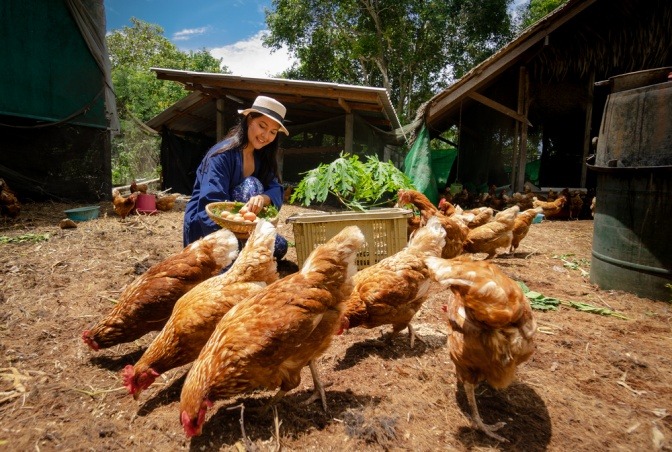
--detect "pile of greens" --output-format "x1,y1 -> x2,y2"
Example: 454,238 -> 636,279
289,152 -> 415,211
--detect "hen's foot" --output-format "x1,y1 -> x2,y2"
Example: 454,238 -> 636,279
471,419 -> 508,442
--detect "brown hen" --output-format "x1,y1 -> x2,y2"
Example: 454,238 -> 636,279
155,193 -> 180,212
112,188 -> 139,219
397,189 -> 469,259
510,207 -> 542,253
343,216 -> 446,347
533,195 -> 567,219
81,228 -> 239,351
0,178 -> 21,218
179,225 -> 365,438
426,257 -> 537,442
463,205 -> 519,258
122,220 -> 279,399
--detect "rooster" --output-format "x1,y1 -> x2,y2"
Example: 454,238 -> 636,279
397,189 -> 469,259
82,228 -> 239,351
122,220 -> 279,399
112,188 -> 138,219
343,216 -> 446,347
179,225 -> 366,438
510,207 -> 543,253
463,205 -> 519,258
426,257 -> 537,442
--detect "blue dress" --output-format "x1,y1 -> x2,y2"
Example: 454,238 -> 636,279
183,140 -> 287,259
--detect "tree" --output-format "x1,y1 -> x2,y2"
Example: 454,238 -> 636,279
106,18 -> 227,183
265,0 -> 454,123
265,0 -> 515,123
107,18 -> 226,122
444,0 -> 515,79
516,0 -> 568,32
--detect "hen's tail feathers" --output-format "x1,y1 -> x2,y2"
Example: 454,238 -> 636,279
408,215 -> 446,256
198,228 -> 240,269
301,226 -> 365,278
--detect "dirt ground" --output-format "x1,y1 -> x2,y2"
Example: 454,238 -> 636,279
1,200 -> 671,451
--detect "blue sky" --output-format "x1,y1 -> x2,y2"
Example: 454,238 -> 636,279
104,0 -> 296,77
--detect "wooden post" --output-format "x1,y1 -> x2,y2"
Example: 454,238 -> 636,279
580,70 -> 595,187
344,113 -> 354,153
515,66 -> 530,192
216,98 -> 225,142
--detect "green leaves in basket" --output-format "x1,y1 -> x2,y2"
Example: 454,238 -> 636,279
290,152 -> 415,210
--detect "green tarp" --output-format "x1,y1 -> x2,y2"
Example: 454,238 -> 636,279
403,125 -> 457,205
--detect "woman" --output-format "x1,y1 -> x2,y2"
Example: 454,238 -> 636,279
183,95 -> 289,259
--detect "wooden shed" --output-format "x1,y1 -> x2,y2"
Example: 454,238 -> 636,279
146,69 -> 403,194
418,0 -> 672,194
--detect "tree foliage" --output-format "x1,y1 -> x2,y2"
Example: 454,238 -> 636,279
106,18 -> 227,184
107,18 -> 226,122
516,0 -> 568,32
264,0 -> 515,123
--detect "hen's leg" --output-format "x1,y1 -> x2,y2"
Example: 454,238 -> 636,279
300,360 -> 328,411
464,382 -> 508,442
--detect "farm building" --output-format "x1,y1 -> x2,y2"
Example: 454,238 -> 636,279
415,0 -> 672,195
0,0 -> 118,202
145,69 -> 403,195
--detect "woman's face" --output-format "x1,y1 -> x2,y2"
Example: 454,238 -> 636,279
247,115 -> 280,150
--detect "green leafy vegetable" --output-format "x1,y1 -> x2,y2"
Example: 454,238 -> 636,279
290,152 -> 415,210
517,280 -> 627,319
0,233 -> 51,244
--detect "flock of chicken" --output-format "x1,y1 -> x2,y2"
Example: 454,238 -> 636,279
81,188 -> 546,442
112,180 -> 181,219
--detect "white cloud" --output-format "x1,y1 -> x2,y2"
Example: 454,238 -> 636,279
173,27 -> 210,41
209,30 -> 297,78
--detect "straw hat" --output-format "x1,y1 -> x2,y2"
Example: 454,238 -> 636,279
238,96 -> 289,135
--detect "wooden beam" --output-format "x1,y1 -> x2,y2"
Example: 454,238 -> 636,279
344,113 -> 353,153
338,97 -> 352,113
515,67 -> 530,192
468,92 -> 532,127
580,70 -> 595,188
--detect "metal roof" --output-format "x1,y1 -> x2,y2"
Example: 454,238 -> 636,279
146,68 -> 401,138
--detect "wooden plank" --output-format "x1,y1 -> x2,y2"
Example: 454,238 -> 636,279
468,92 -> 532,127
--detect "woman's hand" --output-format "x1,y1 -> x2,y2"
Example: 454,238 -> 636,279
244,195 -> 267,214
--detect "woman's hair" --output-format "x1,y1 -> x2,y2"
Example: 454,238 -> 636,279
212,112 -> 281,185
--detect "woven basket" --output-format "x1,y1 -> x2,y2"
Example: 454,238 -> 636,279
206,201 -> 278,240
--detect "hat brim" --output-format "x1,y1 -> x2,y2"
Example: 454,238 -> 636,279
238,108 -> 289,135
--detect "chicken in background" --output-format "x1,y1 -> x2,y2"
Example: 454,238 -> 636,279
451,188 -> 473,210
510,207 -> 543,253
0,178 -> 21,218
130,179 -> 149,194
463,205 -> 519,258
81,228 -> 239,351
426,257 -> 537,442
569,191 -> 584,220
437,197 -> 456,216
179,226 -> 366,438
122,220 -> 278,399
454,206 -> 494,229
507,191 -> 535,211
532,195 -> 567,219
343,216 -> 446,348
155,193 -> 180,212
112,189 -> 139,219
397,189 -> 469,259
